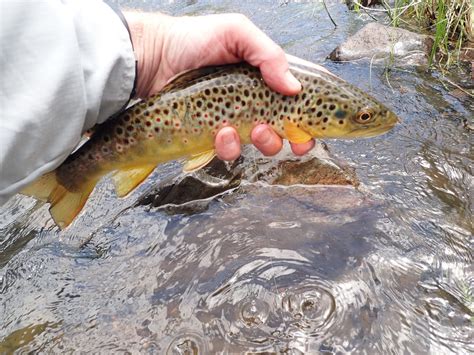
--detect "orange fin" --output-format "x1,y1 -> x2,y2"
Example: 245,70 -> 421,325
21,172 -> 95,229
283,119 -> 312,144
183,149 -> 216,172
112,165 -> 156,197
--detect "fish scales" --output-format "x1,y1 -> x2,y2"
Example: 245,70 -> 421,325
22,57 -> 399,228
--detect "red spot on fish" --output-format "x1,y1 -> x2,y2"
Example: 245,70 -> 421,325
235,106 -> 240,110
156,117 -> 161,122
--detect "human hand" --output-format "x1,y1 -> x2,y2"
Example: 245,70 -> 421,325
124,12 -> 315,160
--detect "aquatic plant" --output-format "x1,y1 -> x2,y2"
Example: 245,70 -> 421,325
350,0 -> 473,68
388,0 -> 472,67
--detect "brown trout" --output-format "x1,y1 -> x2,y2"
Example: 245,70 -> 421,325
22,56 -> 399,228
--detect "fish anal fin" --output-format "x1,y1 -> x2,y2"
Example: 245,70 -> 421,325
50,185 -> 94,229
183,149 -> 216,173
112,165 -> 156,197
283,119 -> 313,144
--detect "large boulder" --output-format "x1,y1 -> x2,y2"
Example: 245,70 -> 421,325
329,22 -> 433,66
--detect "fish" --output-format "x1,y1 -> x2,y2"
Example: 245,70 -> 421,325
22,55 -> 399,229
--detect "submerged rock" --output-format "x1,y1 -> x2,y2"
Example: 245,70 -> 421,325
329,22 -> 433,66
137,143 -> 358,213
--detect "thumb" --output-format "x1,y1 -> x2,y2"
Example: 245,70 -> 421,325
222,14 -> 302,96
259,53 -> 302,96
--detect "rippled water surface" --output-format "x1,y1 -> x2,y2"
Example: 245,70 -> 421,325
1,1 -> 472,353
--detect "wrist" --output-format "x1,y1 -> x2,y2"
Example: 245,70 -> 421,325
123,12 -> 174,98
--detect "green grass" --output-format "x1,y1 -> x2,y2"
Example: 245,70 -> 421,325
380,0 -> 472,68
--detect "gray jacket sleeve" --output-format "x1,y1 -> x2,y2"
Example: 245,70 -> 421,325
0,0 -> 135,204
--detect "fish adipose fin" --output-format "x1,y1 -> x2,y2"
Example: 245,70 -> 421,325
112,165 -> 156,197
21,172 -> 94,229
283,119 -> 313,144
183,149 -> 216,172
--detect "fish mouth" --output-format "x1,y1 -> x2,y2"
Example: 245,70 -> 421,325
345,115 -> 399,138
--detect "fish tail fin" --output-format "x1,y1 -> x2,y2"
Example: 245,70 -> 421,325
21,172 -> 95,229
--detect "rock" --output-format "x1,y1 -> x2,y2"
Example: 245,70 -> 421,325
271,158 -> 358,187
329,22 -> 433,66
136,143 -> 358,213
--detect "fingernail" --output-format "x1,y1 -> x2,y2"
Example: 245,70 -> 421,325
285,70 -> 302,91
222,129 -> 237,145
255,126 -> 272,145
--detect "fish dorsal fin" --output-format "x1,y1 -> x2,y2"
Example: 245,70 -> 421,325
112,165 -> 156,197
283,119 -> 313,144
160,66 -> 229,94
183,149 -> 216,173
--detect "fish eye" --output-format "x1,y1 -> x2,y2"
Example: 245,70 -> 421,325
354,110 -> 374,124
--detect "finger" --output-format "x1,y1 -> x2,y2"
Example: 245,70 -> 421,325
215,126 -> 241,161
222,15 -> 302,96
250,124 -> 283,156
290,140 -> 315,156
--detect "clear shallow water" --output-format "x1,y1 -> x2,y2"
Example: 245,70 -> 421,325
1,1 -> 472,353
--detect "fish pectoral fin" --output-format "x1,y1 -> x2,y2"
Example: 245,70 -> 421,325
283,119 -> 313,144
183,149 -> 216,173
112,165 -> 156,197
21,171 -> 95,229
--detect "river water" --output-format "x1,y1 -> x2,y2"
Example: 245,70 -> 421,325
1,1 -> 472,353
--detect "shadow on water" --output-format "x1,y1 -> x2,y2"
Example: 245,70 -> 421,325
0,0 -> 472,353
